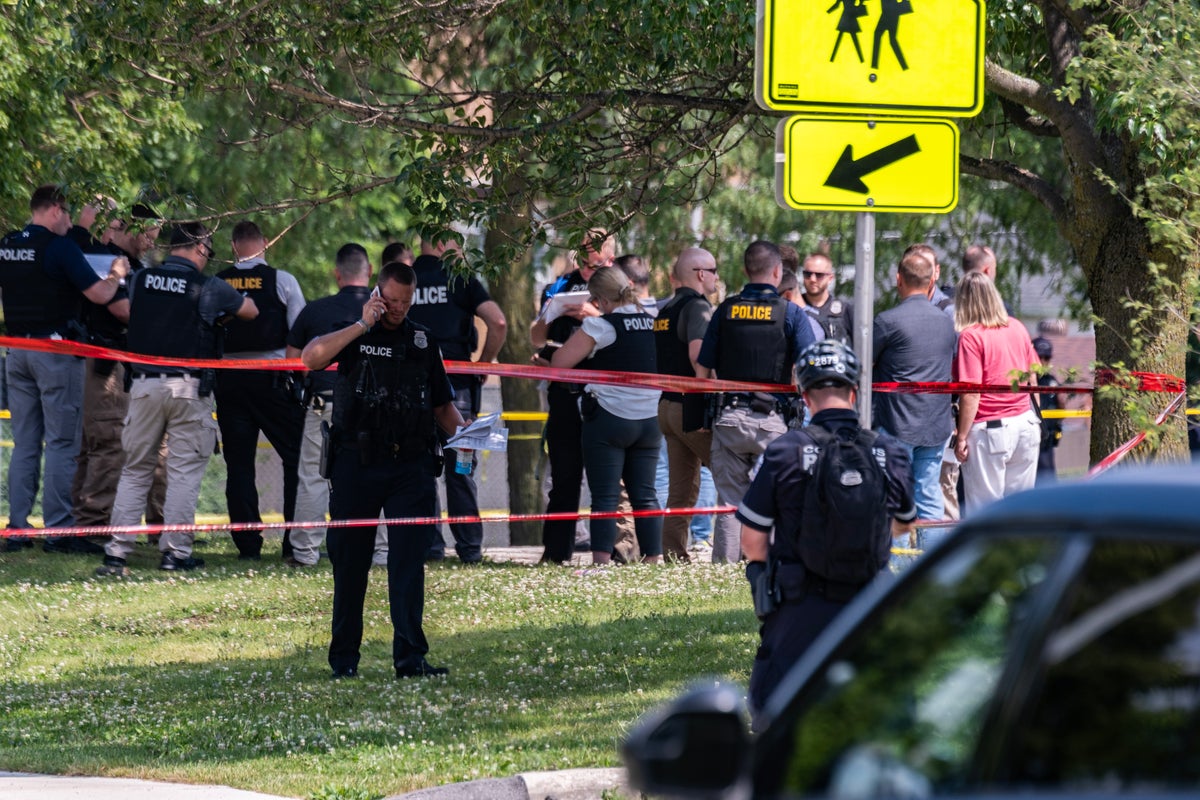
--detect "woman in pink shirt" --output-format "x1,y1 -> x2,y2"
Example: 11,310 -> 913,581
952,272 -> 1041,514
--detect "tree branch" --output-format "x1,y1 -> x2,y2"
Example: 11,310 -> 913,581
961,153 -> 1067,225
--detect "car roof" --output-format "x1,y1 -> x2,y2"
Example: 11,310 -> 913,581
961,465 -> 1200,534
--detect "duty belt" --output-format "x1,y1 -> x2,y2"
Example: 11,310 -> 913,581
723,392 -> 781,416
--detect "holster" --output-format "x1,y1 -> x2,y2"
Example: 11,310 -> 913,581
749,560 -> 782,620
197,368 -> 216,398
704,392 -> 724,429
319,421 -> 334,479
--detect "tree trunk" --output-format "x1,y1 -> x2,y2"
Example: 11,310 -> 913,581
484,196 -> 545,546
1075,212 -> 1192,465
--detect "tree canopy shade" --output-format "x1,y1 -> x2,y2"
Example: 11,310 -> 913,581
2,0 -> 1196,462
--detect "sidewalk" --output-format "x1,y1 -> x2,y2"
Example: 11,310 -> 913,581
0,767 -> 629,800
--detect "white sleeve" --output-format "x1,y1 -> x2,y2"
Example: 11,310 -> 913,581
581,316 -> 617,350
277,270 -> 307,328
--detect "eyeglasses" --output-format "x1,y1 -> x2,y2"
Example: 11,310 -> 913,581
197,242 -> 215,260
802,270 -> 833,279
692,267 -> 718,275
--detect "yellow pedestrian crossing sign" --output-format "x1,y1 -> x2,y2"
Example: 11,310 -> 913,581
756,0 -> 985,117
776,116 -> 959,213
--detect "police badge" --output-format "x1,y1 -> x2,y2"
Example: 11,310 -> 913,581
413,330 -> 428,349
830,300 -> 844,315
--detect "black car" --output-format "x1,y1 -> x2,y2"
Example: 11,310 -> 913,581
625,467 -> 1200,799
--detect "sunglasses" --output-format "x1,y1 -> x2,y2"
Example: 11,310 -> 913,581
692,267 -> 718,274
197,242 -> 215,259
802,270 -> 833,279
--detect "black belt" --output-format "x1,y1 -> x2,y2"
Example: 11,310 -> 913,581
723,392 -> 780,415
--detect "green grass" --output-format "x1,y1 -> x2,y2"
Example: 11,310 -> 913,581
0,536 -> 753,798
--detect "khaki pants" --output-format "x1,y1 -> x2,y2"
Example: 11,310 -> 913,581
105,376 -> 218,561
710,405 -> 787,563
290,399 -> 333,565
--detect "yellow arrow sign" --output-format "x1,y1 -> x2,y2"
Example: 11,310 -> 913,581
776,116 -> 959,213
756,0 -> 985,117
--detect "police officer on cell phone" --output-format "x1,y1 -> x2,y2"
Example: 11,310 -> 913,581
738,340 -> 915,723
301,261 -> 465,680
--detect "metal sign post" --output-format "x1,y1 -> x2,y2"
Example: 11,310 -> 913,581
854,211 -> 875,426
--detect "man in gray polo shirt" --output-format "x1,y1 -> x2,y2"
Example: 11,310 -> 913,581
872,247 -> 957,534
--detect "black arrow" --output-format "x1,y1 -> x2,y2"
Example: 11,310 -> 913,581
824,134 -> 922,194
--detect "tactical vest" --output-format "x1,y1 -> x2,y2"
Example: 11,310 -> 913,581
126,264 -> 216,363
588,311 -> 656,375
333,321 -> 438,459
217,263 -> 288,352
0,226 -> 85,337
654,292 -> 705,402
406,255 -> 476,361
814,297 -> 851,344
714,293 -> 791,384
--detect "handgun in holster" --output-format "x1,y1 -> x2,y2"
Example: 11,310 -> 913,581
703,392 -> 725,429
750,559 -> 782,620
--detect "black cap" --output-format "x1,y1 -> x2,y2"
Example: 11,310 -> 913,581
1032,336 -> 1053,359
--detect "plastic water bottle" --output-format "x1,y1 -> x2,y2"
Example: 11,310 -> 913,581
454,448 -> 473,475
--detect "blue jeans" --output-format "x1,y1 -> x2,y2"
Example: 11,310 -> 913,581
6,349 -> 83,529
879,428 -> 947,558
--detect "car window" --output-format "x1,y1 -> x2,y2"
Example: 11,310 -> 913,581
1001,539 -> 1200,790
769,536 -> 1064,798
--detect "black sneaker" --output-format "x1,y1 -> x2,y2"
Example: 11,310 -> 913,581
237,552 -> 262,562
46,537 -> 105,555
396,658 -> 449,678
160,553 -> 205,571
331,666 -> 359,679
95,556 -> 130,577
4,537 -> 33,552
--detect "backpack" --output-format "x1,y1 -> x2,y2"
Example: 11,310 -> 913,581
796,425 -> 890,586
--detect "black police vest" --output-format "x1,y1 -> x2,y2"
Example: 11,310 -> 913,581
654,292 -> 705,402
126,265 -> 216,361
406,255 -> 476,361
588,311 -> 656,374
332,321 -> 438,456
217,264 -> 288,352
815,297 -> 851,344
0,226 -> 84,337
714,293 -> 791,384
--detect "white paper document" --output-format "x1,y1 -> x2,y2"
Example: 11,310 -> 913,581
446,411 -> 509,453
537,290 -> 591,324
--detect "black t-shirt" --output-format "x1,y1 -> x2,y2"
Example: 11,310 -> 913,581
287,286 -> 372,394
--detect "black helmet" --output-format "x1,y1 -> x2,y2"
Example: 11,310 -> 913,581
796,340 -> 860,391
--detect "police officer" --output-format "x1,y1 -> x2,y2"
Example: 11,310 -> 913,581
301,261 -> 465,679
214,221 -> 307,561
283,243 -> 374,567
738,340 -> 916,720
69,201 -> 166,548
800,252 -> 854,345
406,234 -> 507,563
1032,336 -> 1066,485
96,223 -> 257,576
530,229 -> 613,563
0,185 -> 128,552
696,240 -> 817,563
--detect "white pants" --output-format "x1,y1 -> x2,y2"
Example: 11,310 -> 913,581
961,409 -> 1040,516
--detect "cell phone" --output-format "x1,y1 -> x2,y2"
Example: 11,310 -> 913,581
370,285 -> 380,299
